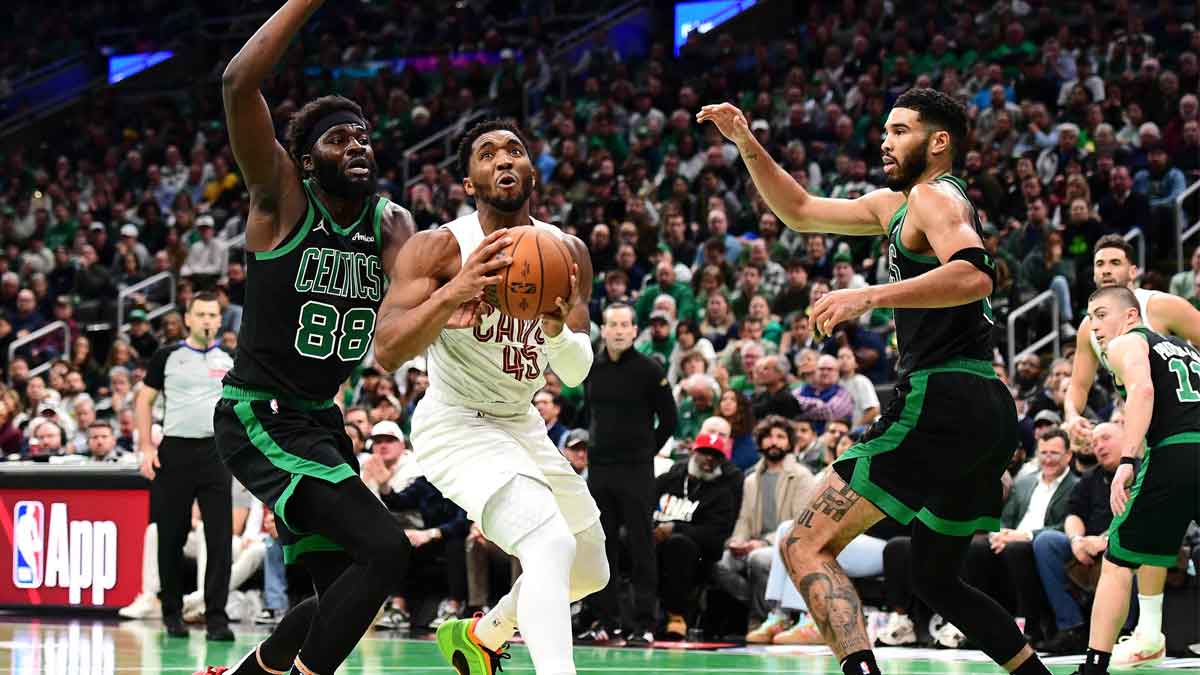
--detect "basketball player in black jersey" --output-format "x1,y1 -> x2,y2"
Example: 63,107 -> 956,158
700,90 -> 1052,675
1073,286 -> 1200,675
199,1 -> 423,674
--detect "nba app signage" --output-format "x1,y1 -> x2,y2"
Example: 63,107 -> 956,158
1,489 -> 148,608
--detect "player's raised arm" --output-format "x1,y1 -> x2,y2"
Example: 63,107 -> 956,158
697,102 -> 895,236
1148,291 -> 1200,345
222,0 -> 321,249
373,229 -> 513,372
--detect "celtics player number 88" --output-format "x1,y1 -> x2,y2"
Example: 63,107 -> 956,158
295,300 -> 377,362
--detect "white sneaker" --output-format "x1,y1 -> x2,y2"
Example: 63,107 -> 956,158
118,593 -> 161,619
182,592 -> 205,624
876,612 -> 917,646
428,599 -> 461,629
929,614 -> 966,648
1112,629 -> 1166,668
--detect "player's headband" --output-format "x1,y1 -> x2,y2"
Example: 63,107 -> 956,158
305,111 -> 368,154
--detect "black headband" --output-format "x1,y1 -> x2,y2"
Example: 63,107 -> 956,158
305,111 -> 367,154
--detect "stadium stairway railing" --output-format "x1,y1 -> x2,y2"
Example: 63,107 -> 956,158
400,108 -> 495,192
1007,290 -> 1061,382
8,321 -> 69,382
116,271 -> 176,337
1176,179 -> 1200,272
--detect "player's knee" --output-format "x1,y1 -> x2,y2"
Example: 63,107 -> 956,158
777,522 -> 826,562
571,552 -> 610,598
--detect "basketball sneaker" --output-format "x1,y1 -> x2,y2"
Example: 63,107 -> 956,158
929,614 -> 966,648
118,592 -> 161,619
664,613 -> 688,640
746,610 -> 792,643
875,612 -> 917,646
192,668 -> 228,675
1111,629 -> 1166,668
436,615 -> 510,675
772,613 -> 823,645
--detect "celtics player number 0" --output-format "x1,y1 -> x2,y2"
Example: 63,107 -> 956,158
295,300 -> 377,362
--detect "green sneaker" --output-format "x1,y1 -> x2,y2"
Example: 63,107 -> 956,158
435,615 -> 510,675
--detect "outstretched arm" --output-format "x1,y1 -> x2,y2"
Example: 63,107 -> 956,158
222,0 -> 321,250
697,102 -> 897,236
373,229 -> 512,372
1065,320 -> 1099,429
1150,292 -> 1200,345
809,182 -> 993,334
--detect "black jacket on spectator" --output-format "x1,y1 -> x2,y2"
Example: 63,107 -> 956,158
74,264 -> 117,301
1097,191 -> 1151,235
380,476 -> 468,540
654,458 -> 740,560
751,386 -> 802,420
1067,466 -> 1117,537
585,346 -> 678,466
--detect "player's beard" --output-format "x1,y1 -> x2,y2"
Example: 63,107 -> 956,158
884,137 -> 931,192
313,155 -> 377,201
476,173 -> 534,213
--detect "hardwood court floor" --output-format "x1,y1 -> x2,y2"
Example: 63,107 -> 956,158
1,616 -> 1197,674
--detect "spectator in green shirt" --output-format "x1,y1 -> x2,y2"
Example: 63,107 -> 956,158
636,310 -> 676,370
674,374 -> 718,445
636,260 -> 697,325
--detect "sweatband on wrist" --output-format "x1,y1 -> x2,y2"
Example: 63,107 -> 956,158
1119,456 -> 1136,467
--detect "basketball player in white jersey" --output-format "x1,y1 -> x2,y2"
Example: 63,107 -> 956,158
373,119 -> 607,675
1064,233 -> 1200,667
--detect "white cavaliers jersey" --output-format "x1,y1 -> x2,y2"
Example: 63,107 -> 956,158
1087,288 -> 1162,369
424,212 -> 563,413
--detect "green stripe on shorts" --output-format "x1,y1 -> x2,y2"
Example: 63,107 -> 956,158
232,400 -> 357,533
1106,446 -> 1179,568
283,533 -> 344,565
222,384 -> 335,410
836,357 -> 1002,536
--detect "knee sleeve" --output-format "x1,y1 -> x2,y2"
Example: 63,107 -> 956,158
482,475 -> 562,553
569,521 -> 609,600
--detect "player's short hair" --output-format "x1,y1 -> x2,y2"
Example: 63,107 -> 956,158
1094,234 -> 1136,264
188,291 -> 220,312
1088,285 -> 1141,315
457,119 -> 531,177
893,88 -> 968,164
753,414 -> 796,449
284,95 -> 368,170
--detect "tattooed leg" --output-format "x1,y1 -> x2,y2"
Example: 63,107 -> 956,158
779,471 -> 883,660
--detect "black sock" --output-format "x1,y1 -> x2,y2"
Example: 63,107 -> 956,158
1012,653 -> 1052,675
1082,649 -> 1111,675
841,650 -> 881,675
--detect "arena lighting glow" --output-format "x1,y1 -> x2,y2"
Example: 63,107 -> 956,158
107,51 -> 175,85
673,0 -> 756,56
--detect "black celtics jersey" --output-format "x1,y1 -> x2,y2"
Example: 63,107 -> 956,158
1115,328 -> 1200,447
224,178 -> 390,402
886,174 -> 995,376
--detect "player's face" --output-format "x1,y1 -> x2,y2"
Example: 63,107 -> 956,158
1087,297 -> 1135,349
309,123 -> 377,201
1092,247 -> 1136,288
466,130 -> 535,213
881,108 -> 932,192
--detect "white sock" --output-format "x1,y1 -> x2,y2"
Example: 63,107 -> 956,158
1136,593 -> 1163,637
473,578 -> 521,652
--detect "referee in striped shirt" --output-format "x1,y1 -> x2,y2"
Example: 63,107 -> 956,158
137,292 -> 236,640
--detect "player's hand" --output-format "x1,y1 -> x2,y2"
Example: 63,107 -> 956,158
446,297 -> 486,329
444,228 -> 513,306
139,448 -> 159,481
653,522 -> 674,544
1064,416 -> 1093,445
696,103 -> 753,148
468,523 -> 487,545
541,263 -> 580,337
1085,536 -> 1108,557
1110,462 -> 1135,516
811,287 -> 873,339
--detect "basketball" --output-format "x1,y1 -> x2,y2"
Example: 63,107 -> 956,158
489,226 -> 573,321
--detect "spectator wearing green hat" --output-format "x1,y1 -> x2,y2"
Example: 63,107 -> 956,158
126,309 -> 160,358
830,251 -> 867,291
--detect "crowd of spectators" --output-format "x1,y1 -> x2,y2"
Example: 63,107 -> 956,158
1,0 -> 1198,651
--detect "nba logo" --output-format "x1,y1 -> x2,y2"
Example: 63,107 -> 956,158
12,501 -> 44,588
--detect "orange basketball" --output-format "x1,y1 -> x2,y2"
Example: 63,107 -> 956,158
490,226 -> 573,321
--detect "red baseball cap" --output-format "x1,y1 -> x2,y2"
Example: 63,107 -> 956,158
693,432 -> 732,460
